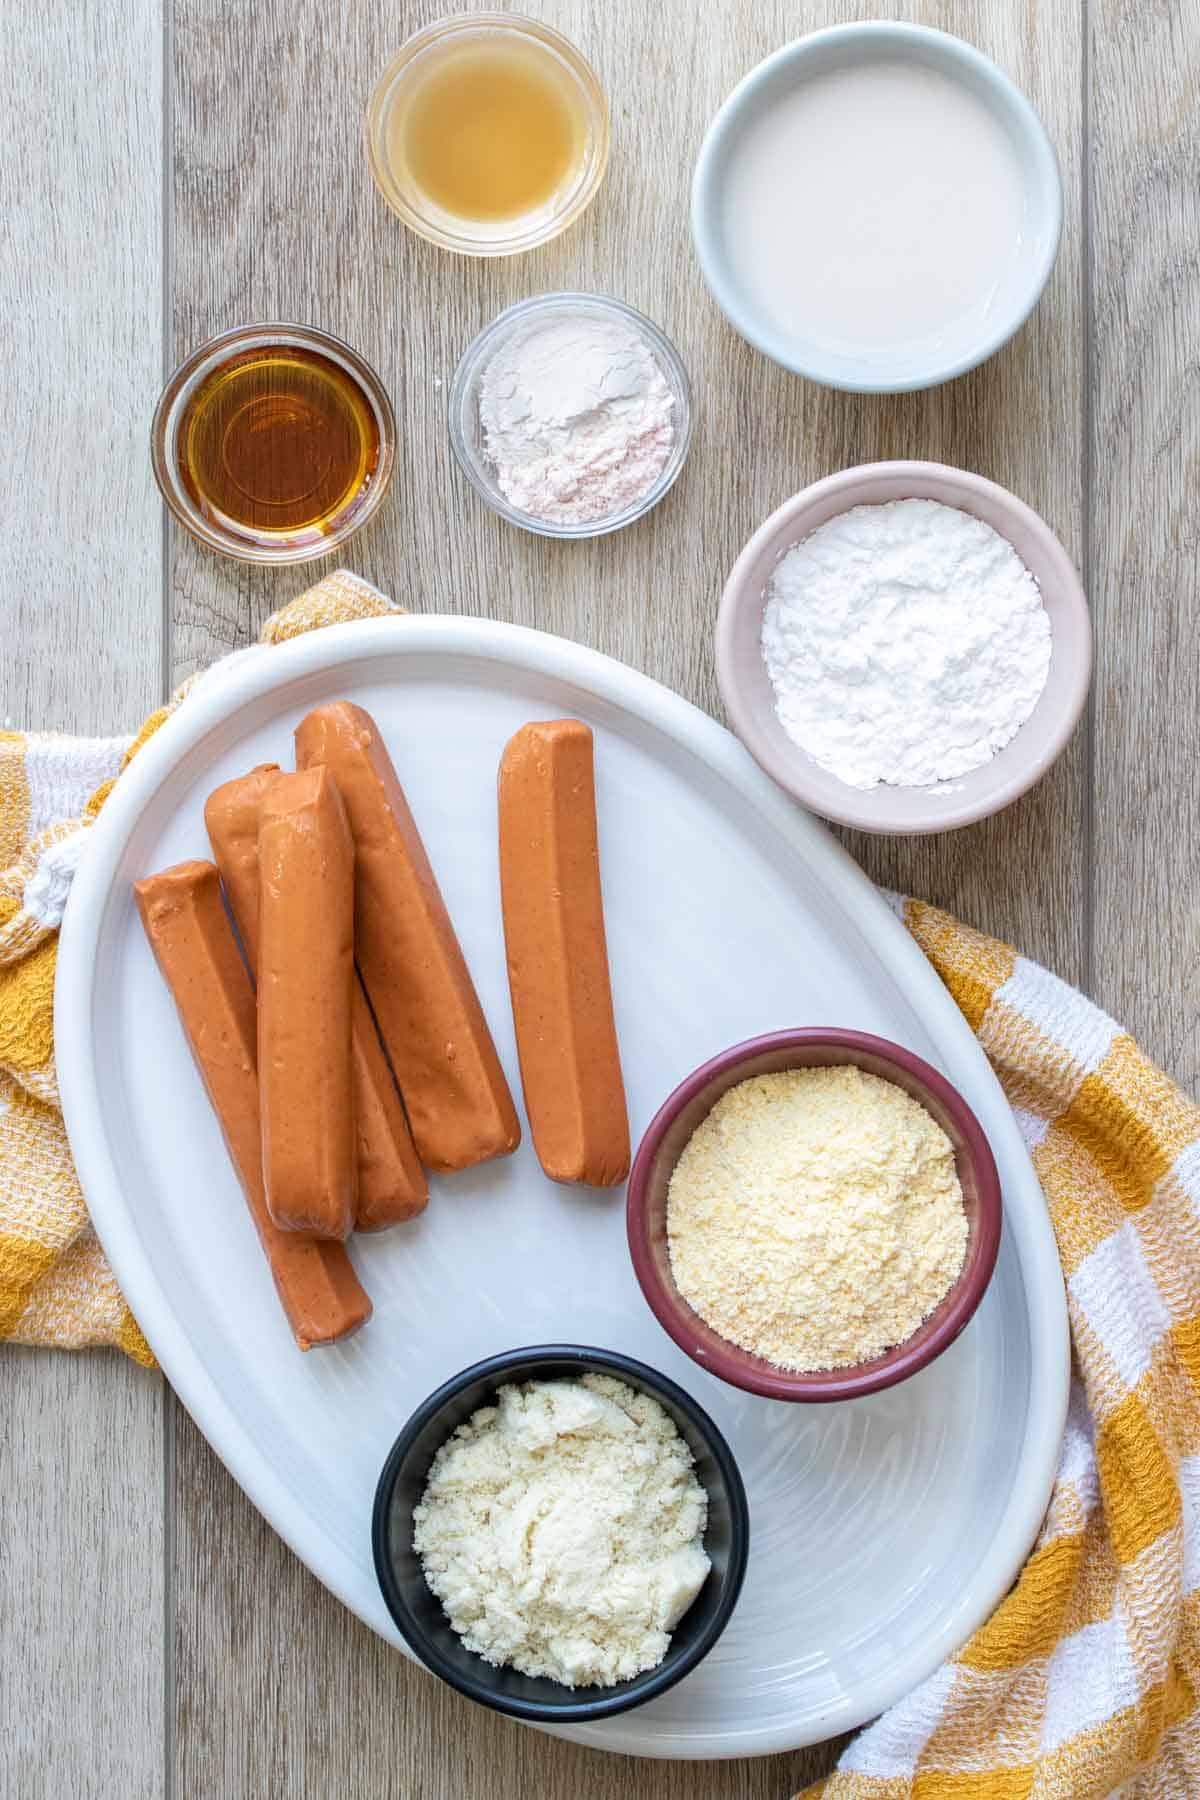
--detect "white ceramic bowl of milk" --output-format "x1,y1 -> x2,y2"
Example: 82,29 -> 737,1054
692,23 -> 1062,392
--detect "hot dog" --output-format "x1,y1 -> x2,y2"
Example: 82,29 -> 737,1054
345,990 -> 428,1227
258,768 -> 357,1239
133,860 -> 371,1350
295,702 -> 520,1173
205,768 -> 427,1229
203,763 -> 280,968
498,720 -> 630,1186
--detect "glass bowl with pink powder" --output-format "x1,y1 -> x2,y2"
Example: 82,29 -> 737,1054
448,292 -> 693,539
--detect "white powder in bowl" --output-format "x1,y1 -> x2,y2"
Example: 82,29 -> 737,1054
478,312 -> 675,526
760,498 -> 1052,789
667,1066 -> 969,1372
412,1374 -> 711,1688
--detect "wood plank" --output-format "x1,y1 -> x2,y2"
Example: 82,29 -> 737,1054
1088,0 -> 1200,1086
0,0 -> 166,1794
169,1 -> 1083,1794
0,0 -> 165,735
0,1357 -> 165,1797
831,5 -> 1086,981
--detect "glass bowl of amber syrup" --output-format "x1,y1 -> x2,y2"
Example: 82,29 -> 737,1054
151,324 -> 397,565
366,13 -> 609,256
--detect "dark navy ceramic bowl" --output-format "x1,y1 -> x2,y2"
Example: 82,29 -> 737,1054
372,1343 -> 749,1723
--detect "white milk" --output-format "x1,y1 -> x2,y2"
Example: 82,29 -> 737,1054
720,59 -> 1028,350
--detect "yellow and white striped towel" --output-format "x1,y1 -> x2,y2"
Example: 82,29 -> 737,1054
801,905 -> 1199,1799
0,570 -> 394,1363
2,572 -> 1196,1794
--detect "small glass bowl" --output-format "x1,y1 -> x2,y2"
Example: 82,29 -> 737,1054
366,13 -> 609,258
151,323 -> 397,567
448,293 -> 694,540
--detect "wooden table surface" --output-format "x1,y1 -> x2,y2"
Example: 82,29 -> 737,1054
4,0 -> 1199,1793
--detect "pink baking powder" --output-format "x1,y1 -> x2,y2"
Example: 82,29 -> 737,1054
477,311 -> 675,527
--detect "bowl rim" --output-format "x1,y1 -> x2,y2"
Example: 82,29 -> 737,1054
690,20 -> 1064,392
446,290 -> 695,539
365,10 -> 610,259
371,1342 -> 751,1722
149,320 -> 397,566
714,459 -> 1093,833
627,1029 -> 1003,1403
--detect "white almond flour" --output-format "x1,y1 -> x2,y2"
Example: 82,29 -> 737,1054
412,1375 -> 710,1688
478,312 -> 675,525
760,498 -> 1052,789
667,1067 -> 968,1372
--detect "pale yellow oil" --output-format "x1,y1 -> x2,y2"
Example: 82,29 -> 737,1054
391,39 -> 586,225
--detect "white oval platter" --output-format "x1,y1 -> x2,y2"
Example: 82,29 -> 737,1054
55,616 -> 1068,1760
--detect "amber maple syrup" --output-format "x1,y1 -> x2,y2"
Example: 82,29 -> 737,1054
176,345 -> 382,546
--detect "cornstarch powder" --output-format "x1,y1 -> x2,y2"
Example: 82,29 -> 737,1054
478,312 -> 674,525
667,1067 -> 968,1372
413,1375 -> 710,1687
760,498 -> 1052,789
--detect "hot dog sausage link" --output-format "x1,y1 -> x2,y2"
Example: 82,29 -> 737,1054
206,768 -> 427,1229
258,768 -> 357,1239
296,701 -> 519,1174
134,860 -> 371,1349
498,720 -> 630,1186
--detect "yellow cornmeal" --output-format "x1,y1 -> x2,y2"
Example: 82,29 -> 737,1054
666,1066 -> 968,1372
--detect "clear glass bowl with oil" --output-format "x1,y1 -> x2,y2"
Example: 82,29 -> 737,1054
151,324 -> 397,565
366,13 -> 610,257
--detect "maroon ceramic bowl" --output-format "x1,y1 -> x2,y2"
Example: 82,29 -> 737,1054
626,1029 -> 1002,1403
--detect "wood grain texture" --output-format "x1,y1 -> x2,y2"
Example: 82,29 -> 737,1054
1089,0 -> 1200,1084
0,0 -> 165,734
167,2 -> 1085,1796
0,0 -> 166,1795
170,0 -> 1087,976
0,1360 -> 164,1798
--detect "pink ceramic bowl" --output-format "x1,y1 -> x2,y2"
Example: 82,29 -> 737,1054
626,1029 -> 1002,1404
715,461 -> 1091,834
